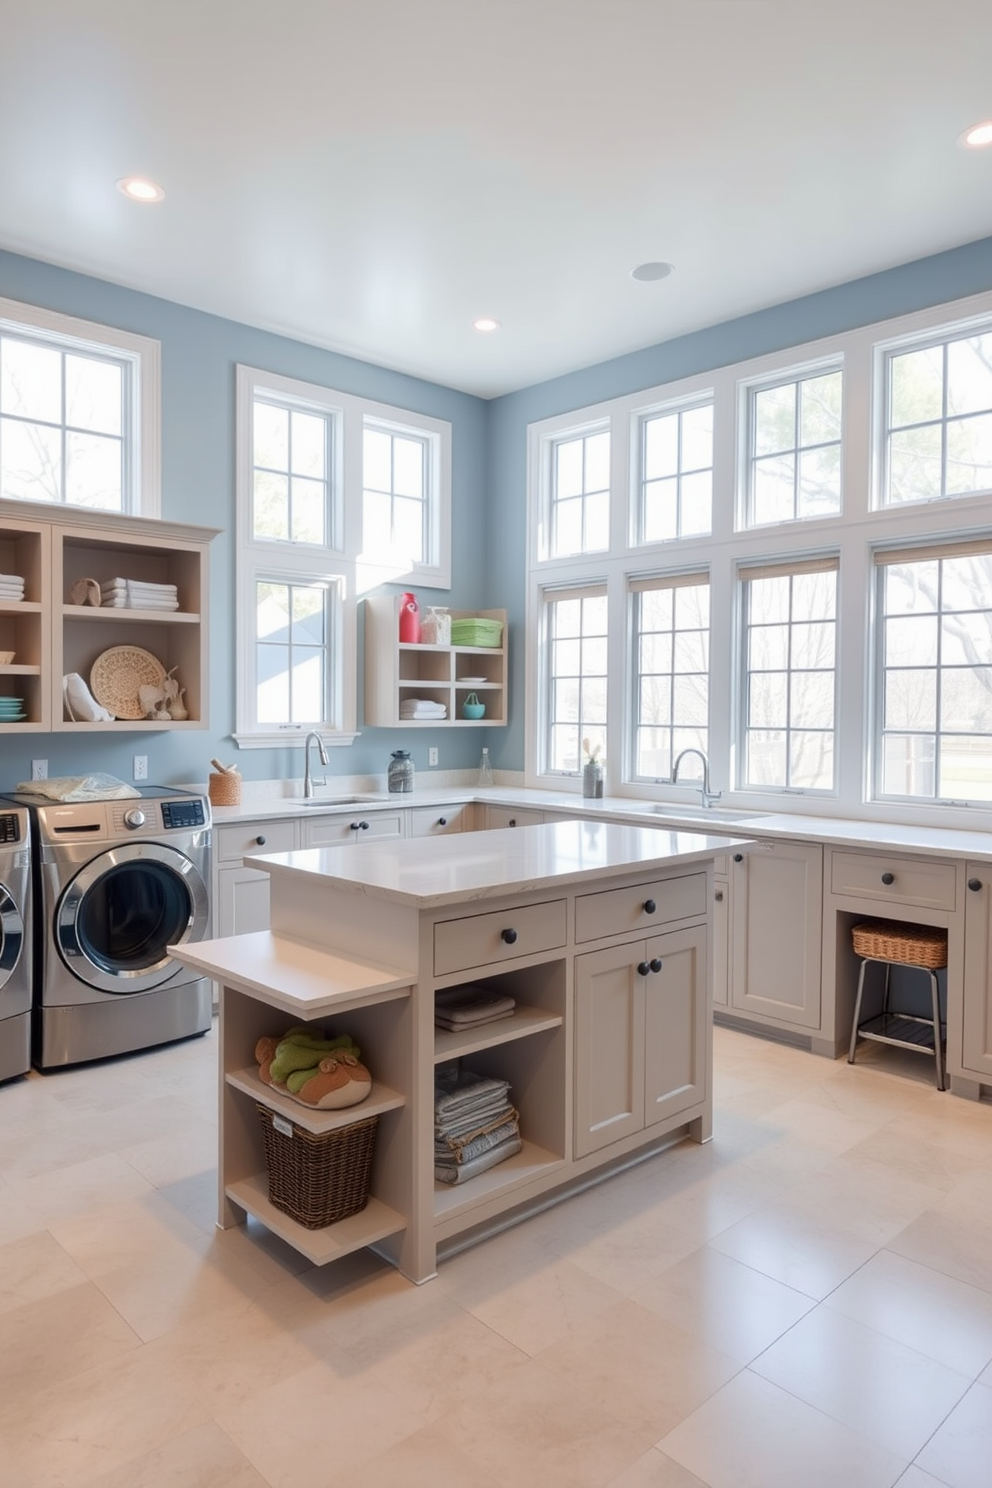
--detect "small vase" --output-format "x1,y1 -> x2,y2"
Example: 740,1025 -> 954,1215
387,750 -> 414,793
582,759 -> 604,799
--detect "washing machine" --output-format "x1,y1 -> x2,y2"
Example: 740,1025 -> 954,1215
0,805 -> 31,1082
14,786 -> 213,1069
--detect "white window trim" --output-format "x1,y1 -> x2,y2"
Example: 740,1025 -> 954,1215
632,391 -> 716,549
737,355 -> 845,531
524,286 -> 992,829
0,294 -> 161,517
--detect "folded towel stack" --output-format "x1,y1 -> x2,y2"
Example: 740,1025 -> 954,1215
435,985 -> 517,1031
434,1066 -> 522,1185
100,578 -> 179,611
0,573 -> 25,601
399,698 -> 447,719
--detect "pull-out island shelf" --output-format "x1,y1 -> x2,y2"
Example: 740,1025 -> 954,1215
173,820 -> 752,1283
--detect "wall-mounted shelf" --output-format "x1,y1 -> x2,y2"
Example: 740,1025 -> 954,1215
364,595 -> 507,727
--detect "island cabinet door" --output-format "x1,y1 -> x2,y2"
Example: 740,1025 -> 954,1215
962,864 -> 992,1079
644,924 -> 707,1126
730,840 -> 823,1030
574,942 -> 646,1159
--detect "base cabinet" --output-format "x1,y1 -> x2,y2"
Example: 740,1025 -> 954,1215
574,924 -> 707,1159
727,840 -> 823,1032
961,864 -> 992,1081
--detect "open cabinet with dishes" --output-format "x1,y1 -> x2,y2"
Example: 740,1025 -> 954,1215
0,498 -> 217,732
363,593 -> 508,727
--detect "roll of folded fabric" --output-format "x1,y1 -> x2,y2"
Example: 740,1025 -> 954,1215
435,985 -> 517,1029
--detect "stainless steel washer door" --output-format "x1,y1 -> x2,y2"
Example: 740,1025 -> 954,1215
56,843 -> 209,994
0,884 -> 24,991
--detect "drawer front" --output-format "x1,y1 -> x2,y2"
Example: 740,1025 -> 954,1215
216,819 -> 297,863
304,811 -> 406,848
830,850 -> 957,912
407,804 -> 466,837
434,899 -> 567,975
575,873 -> 707,944
486,806 -> 545,829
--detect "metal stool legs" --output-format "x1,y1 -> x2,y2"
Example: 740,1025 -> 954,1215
848,954 -> 946,1091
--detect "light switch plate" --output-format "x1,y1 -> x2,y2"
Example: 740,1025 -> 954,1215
133,755 -> 148,781
428,748 -> 439,766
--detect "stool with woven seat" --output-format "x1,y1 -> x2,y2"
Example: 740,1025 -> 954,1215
847,919 -> 948,1089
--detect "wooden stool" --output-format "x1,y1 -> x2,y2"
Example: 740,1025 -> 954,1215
848,920 -> 947,1090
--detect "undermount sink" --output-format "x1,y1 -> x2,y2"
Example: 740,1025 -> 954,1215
285,795 -> 372,807
651,803 -> 767,823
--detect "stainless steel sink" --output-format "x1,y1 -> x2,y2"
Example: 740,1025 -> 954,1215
284,795 -> 374,807
651,804 -> 767,823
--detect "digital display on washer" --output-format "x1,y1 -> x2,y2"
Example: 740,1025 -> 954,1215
0,813 -> 20,844
161,800 -> 206,830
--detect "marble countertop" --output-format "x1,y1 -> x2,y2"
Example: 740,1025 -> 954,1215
251,818 -> 750,908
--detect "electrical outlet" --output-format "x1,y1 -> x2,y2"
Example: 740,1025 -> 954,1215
428,747 -> 439,767
31,759 -> 48,781
133,754 -> 148,781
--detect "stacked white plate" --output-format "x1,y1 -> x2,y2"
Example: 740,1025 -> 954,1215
0,696 -> 26,722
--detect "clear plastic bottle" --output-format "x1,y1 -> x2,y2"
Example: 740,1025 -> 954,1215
477,746 -> 493,787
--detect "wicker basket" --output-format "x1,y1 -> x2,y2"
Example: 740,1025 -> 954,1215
851,919 -> 948,969
451,617 -> 503,648
255,1104 -> 378,1229
208,770 -> 241,807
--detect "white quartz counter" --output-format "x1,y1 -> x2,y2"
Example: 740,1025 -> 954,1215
252,818 -> 750,908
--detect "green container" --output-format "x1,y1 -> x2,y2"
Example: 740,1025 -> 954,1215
451,617 -> 503,648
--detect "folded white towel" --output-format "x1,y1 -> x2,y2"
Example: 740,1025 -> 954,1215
100,594 -> 179,610
400,698 -> 447,718
0,574 -> 25,585
100,577 -> 178,595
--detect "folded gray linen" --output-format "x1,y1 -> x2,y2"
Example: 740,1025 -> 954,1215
434,1007 -> 515,1031
435,1102 -> 513,1142
435,1133 -> 522,1184
435,1113 -> 520,1164
434,1069 -> 510,1114
434,988 -> 516,1026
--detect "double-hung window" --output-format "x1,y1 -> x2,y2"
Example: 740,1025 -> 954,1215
637,401 -> 713,543
0,296 -> 160,515
740,557 -> 838,791
547,426 -> 610,558
881,327 -> 992,506
875,541 -> 992,802
542,585 -> 608,774
630,573 -> 710,780
235,365 -> 451,747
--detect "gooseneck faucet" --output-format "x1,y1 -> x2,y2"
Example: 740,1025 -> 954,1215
303,730 -> 329,798
671,747 -> 722,809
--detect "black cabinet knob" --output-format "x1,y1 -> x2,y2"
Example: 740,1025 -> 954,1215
881,872 -> 895,885
969,878 -> 983,892
350,821 -> 370,831
438,817 -> 447,826
508,818 -> 517,826
637,961 -> 650,977
650,958 -> 663,974
360,820 -> 370,830
501,927 -> 518,944
733,853 -> 744,863
643,899 -> 657,914
255,835 -> 266,846
715,889 -> 724,902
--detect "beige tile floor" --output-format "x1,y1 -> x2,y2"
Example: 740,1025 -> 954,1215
2,1022 -> 992,1488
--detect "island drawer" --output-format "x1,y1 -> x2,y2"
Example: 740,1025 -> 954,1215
434,899 -> 567,975
217,820 -> 298,863
829,850 -> 957,912
575,872 -> 707,943
407,804 -> 467,837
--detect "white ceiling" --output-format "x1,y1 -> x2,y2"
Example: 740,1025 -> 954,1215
1,1 -> 991,398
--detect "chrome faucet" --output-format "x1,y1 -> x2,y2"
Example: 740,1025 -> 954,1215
303,730 -> 329,798
671,748 -> 722,809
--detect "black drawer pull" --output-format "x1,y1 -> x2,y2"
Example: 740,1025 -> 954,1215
643,899 -> 657,914
255,835 -> 266,846
969,877 -> 983,892
350,820 -> 371,831
733,853 -> 744,863
508,817 -> 517,826
438,817 -> 447,826
501,927 -> 518,944
637,961 -> 650,977
881,872 -> 895,885
650,958 -> 663,974
715,889 -> 724,902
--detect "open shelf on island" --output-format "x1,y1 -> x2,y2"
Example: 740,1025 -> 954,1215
226,1174 -> 406,1267
226,1065 -> 406,1132
433,1004 -> 563,1063
433,1141 -> 565,1229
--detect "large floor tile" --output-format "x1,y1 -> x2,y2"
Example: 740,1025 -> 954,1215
751,1303 -> 972,1457
606,1450 -> 713,1487
82,1420 -> 269,1488
658,1368 -> 908,1488
915,1380 -> 992,1488
827,1250 -> 992,1376
708,1202 -> 878,1298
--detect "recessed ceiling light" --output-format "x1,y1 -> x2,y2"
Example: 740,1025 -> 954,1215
958,120 -> 992,149
472,317 -> 500,333
116,176 -> 165,203
630,262 -> 674,282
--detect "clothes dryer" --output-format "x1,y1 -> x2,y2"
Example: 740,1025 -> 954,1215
15,787 -> 212,1069
0,804 -> 31,1082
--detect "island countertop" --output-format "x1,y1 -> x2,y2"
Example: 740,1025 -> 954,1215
250,817 -> 752,908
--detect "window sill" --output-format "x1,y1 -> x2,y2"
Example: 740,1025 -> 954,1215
233,730 -> 362,750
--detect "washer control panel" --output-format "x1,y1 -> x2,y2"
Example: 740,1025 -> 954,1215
161,799 -> 207,830
0,813 -> 20,844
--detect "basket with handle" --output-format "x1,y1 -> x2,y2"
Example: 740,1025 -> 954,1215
851,919 -> 948,969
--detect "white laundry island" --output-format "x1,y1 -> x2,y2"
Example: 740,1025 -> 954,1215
173,819 -> 750,1283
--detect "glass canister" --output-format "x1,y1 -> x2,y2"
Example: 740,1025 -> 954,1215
420,606 -> 451,645
388,749 -> 415,793
477,746 -> 493,787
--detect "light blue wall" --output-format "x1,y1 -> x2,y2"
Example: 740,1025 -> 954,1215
484,234 -> 992,770
0,248 -> 489,789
